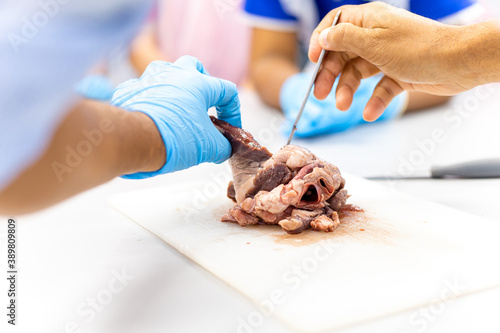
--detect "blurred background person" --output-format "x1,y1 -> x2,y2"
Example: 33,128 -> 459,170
130,0 -> 250,86
245,0 -> 487,137
78,0 -> 251,101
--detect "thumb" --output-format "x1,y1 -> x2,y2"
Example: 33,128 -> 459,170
206,128 -> 232,164
319,23 -> 372,58
208,78 -> 242,128
174,55 -> 210,75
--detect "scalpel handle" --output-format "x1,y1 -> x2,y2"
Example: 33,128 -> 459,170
286,10 -> 342,145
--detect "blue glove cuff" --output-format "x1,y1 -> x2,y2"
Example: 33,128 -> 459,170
120,110 -> 173,180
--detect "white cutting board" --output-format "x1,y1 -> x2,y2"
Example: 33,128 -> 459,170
109,173 -> 500,332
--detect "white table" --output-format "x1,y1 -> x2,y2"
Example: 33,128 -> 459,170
2,86 -> 500,333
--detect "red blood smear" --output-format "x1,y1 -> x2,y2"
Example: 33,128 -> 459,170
340,204 -> 364,212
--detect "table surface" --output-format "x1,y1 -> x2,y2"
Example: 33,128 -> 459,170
2,86 -> 500,333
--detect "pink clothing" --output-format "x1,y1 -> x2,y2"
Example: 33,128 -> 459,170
156,0 -> 250,85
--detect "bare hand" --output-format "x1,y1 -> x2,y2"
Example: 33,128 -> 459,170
308,2 -> 492,121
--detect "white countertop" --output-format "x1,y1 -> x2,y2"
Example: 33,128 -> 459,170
2,86 -> 500,333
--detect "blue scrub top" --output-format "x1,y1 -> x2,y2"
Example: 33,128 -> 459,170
245,0 -> 476,23
244,0 -> 479,47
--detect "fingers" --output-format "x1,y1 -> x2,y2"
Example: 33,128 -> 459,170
310,8 -> 377,101
141,61 -> 171,78
363,75 -> 404,122
209,130 -> 232,164
313,68 -> 336,100
336,58 -> 381,111
309,3 -> 382,63
308,8 -> 343,63
319,22 -> 372,57
142,56 -> 210,78
211,78 -> 242,128
313,51 -> 347,100
174,56 -> 240,127
174,55 -> 210,75
313,53 -> 380,106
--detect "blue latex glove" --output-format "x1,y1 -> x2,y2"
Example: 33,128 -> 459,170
280,73 -> 408,137
111,56 -> 241,179
75,74 -> 115,101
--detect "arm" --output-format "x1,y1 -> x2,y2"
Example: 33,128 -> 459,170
404,0 -> 486,112
461,20 -> 500,85
0,101 -> 165,215
250,28 -> 299,109
407,92 -> 451,111
0,57 -> 241,216
309,3 -> 500,120
249,23 -> 448,113
130,24 -> 166,75
251,24 -> 408,138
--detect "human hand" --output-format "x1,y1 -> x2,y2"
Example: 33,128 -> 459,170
308,2 -> 477,121
111,56 -> 241,179
280,72 -> 408,137
75,74 -> 115,101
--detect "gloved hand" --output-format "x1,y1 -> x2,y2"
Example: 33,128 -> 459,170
111,56 -> 241,179
280,73 -> 408,137
75,74 -> 115,101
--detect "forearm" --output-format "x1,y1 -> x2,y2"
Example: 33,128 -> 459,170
250,28 -> 298,109
476,21 -> 500,84
130,26 -> 166,75
452,20 -> 500,87
406,92 -> 451,111
251,55 -> 299,109
0,100 -> 165,215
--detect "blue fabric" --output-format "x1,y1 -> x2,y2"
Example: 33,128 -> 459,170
244,0 -> 476,23
410,0 -> 475,20
0,0 -> 153,190
244,0 -> 298,21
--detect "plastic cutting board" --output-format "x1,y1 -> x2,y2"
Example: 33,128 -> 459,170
109,173 -> 500,332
